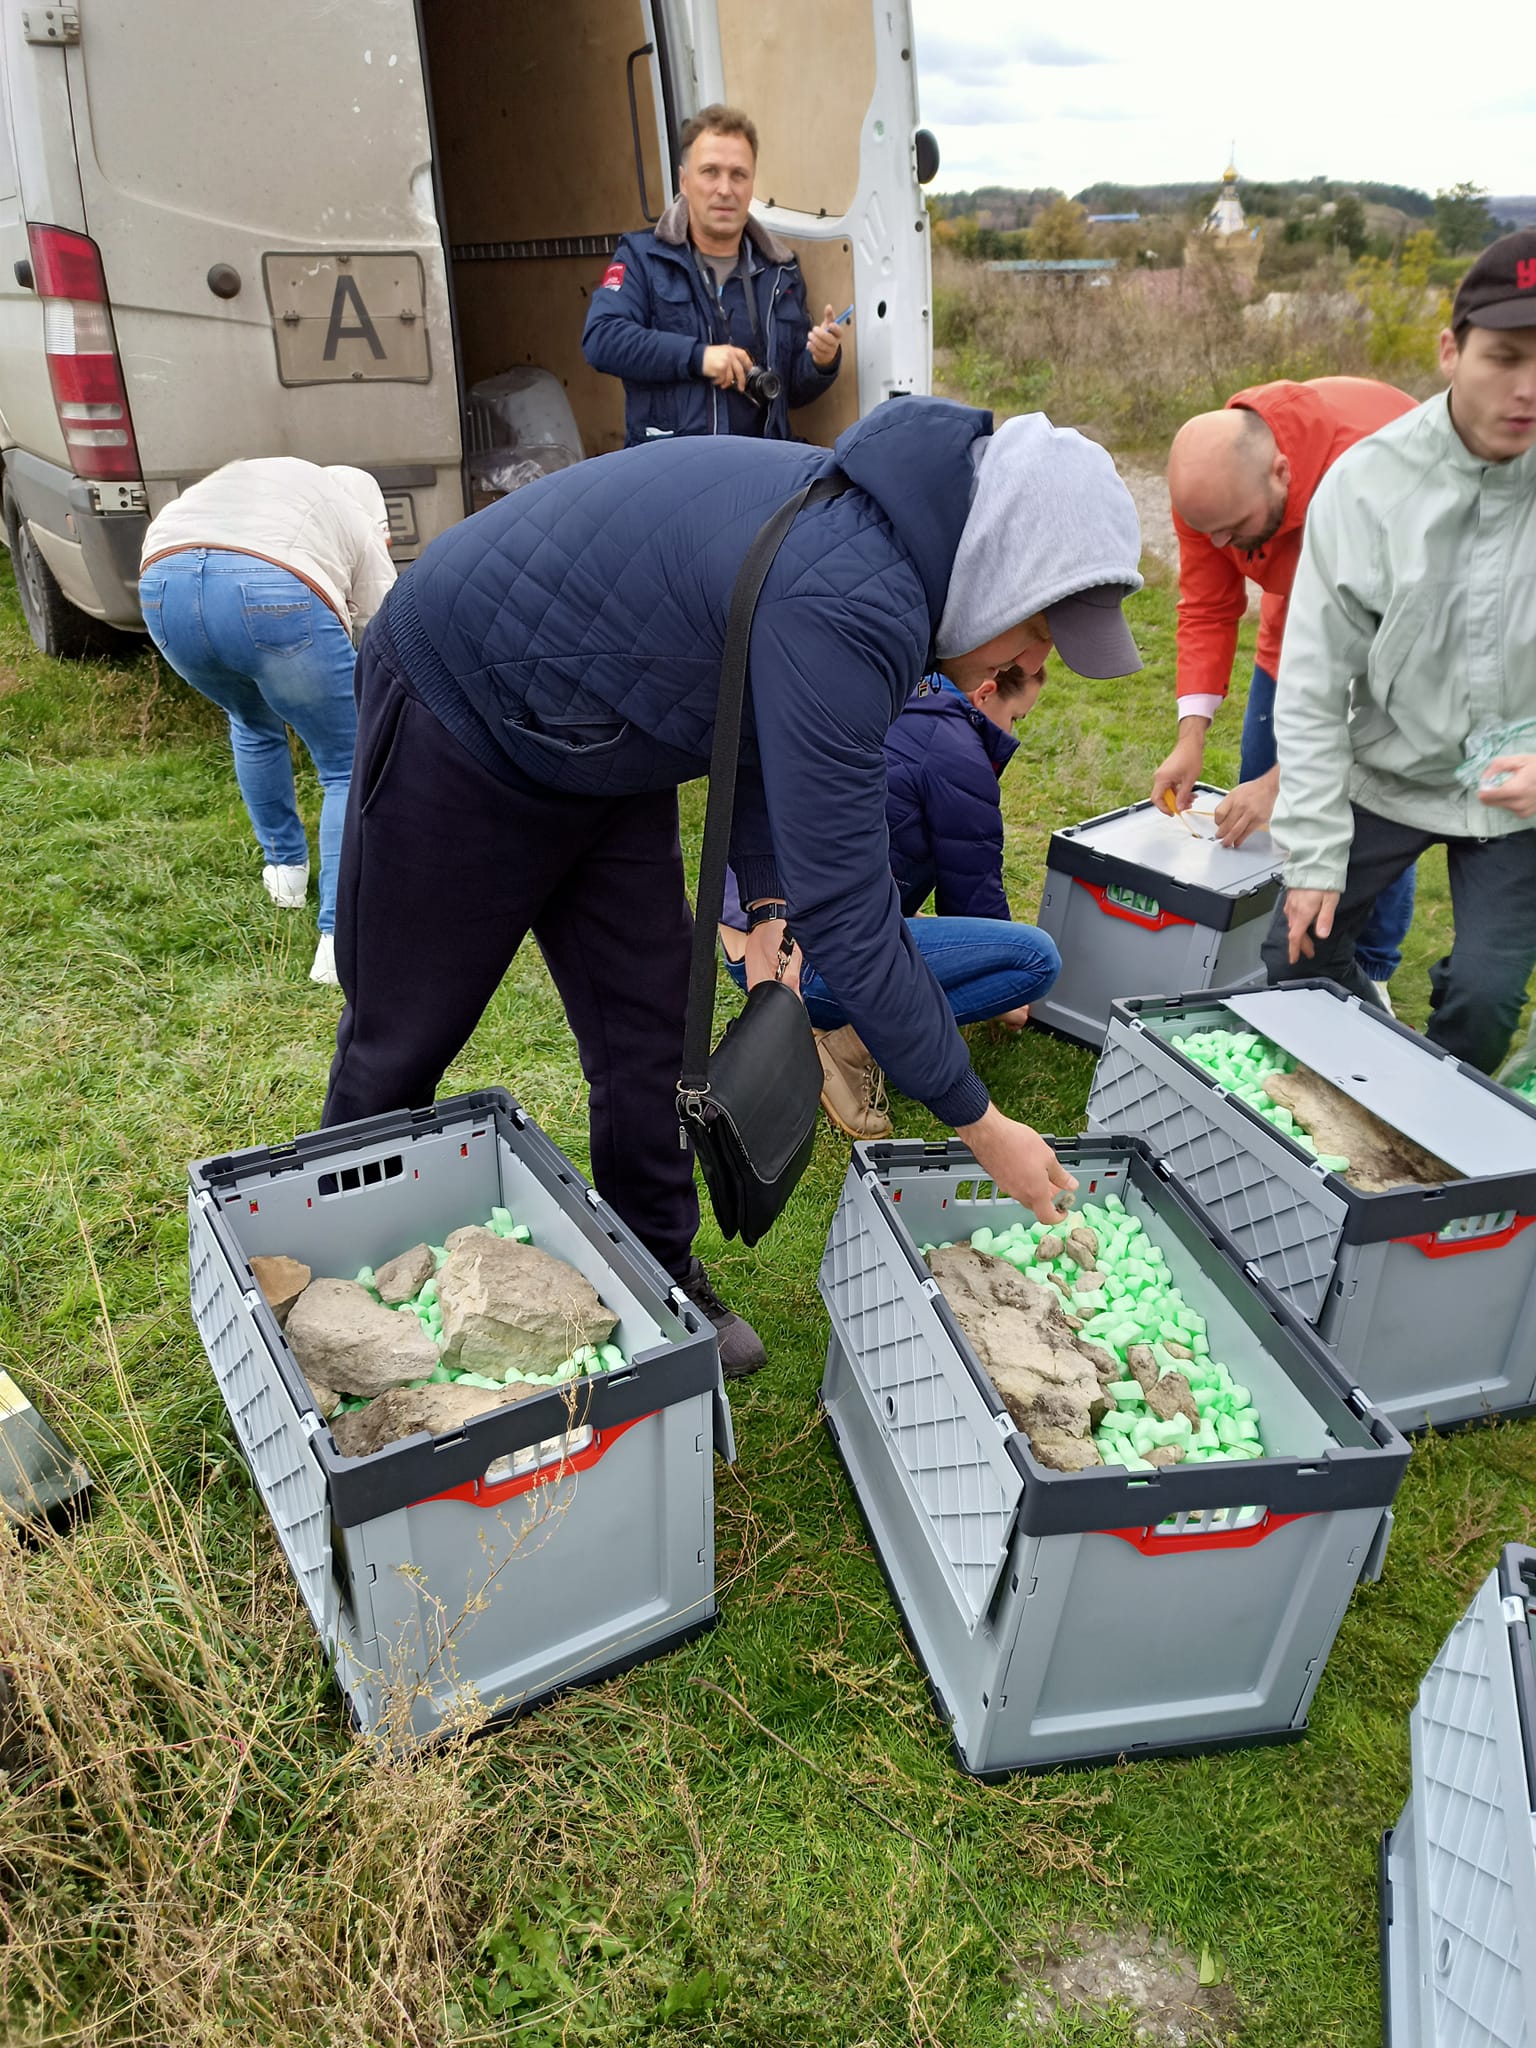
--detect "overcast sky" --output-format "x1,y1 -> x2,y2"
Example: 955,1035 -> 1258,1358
909,0 -> 1535,200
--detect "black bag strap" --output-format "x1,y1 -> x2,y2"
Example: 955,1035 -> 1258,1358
681,468 -> 851,1092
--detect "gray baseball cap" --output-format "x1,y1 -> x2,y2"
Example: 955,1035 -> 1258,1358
1043,582 -> 1142,680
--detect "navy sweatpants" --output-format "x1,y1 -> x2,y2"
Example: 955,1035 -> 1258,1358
323,635 -> 700,1280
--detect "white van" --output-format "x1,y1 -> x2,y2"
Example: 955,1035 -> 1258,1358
0,0 -> 937,658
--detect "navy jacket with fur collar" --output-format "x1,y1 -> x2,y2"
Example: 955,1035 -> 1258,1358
581,195 -> 839,446
376,397 -> 995,1127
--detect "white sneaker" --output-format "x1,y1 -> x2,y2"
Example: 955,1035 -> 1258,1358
263,862 -> 309,909
309,933 -> 338,985
1373,981 -> 1396,1017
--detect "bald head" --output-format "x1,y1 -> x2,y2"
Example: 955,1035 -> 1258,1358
1168,407 -> 1290,551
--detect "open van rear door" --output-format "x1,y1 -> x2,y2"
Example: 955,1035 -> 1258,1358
655,0 -> 933,445
59,0 -> 461,555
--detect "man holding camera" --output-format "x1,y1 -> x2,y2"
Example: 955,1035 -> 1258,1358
582,103 -> 843,446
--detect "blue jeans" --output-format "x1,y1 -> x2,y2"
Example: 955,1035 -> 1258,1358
725,915 -> 1061,1032
138,550 -> 358,933
1241,662 -> 1416,983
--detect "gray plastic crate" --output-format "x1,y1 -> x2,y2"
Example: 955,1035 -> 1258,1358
1086,983 -> 1536,1434
817,1134 -> 1408,1774
1381,1546 -> 1536,2048
1030,790 -> 1283,1047
188,1090 -> 731,1745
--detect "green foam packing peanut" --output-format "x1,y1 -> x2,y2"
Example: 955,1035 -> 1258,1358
963,1198 -> 1271,1466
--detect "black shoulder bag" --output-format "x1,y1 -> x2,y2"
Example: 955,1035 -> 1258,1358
677,471 -> 850,1246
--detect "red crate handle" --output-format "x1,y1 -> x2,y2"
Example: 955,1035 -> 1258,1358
1073,877 -> 1195,932
425,1413 -> 646,1509
1393,1216 -> 1534,1259
1101,1511 -> 1304,1555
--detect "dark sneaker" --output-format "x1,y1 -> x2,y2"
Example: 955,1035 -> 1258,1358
680,1257 -> 768,1378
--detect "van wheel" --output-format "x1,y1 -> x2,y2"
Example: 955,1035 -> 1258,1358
2,484 -> 128,661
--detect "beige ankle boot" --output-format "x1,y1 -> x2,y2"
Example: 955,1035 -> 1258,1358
814,1025 -> 893,1140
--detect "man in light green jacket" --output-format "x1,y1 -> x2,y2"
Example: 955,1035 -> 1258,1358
1263,230 -> 1536,1072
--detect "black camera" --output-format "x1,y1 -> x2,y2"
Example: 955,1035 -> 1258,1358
742,363 -> 782,408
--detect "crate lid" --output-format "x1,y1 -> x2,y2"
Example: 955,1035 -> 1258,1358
1223,988 -> 1536,1178
1051,791 -> 1282,899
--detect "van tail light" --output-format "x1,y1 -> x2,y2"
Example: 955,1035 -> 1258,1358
27,223 -> 141,483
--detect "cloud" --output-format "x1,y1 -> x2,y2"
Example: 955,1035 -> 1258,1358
1049,103 -> 1150,126
1019,32 -> 1107,65
921,83 -> 1145,131
920,82 -> 1029,127
918,27 -> 1108,73
911,0 -> 1536,195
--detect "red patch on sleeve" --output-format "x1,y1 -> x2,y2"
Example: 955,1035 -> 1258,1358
600,261 -> 626,291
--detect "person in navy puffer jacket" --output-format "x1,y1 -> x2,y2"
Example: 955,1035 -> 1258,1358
720,663 -> 1062,1139
886,670 -> 1039,923
321,397 -> 1143,1376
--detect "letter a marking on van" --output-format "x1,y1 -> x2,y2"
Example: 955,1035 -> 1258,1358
322,275 -> 388,361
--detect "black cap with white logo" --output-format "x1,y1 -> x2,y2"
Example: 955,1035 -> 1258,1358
1452,228 -> 1536,332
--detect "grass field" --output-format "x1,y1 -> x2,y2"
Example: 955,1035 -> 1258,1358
1,553 -> 1533,2048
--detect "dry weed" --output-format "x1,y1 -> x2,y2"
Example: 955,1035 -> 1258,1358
932,248 -> 1442,451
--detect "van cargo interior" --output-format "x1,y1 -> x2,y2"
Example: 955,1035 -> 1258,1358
418,0 -> 859,461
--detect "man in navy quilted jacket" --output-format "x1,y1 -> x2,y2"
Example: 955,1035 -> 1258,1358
322,399 -> 1143,1376
582,104 -> 842,447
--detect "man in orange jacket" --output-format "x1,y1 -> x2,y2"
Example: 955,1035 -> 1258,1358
1151,376 -> 1419,998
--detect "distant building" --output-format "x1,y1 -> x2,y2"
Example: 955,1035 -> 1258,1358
985,258 -> 1118,288
1188,154 -> 1262,286
1088,212 -> 1140,224
1205,162 -> 1247,239
987,260 -> 1122,276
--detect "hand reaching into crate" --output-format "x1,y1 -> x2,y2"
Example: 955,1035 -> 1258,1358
954,1104 -> 1079,1225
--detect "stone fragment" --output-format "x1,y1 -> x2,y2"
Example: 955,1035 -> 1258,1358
285,1278 -> 439,1396
1032,1432 -> 1103,1472
250,1254 -> 311,1328
1125,1345 -> 1158,1392
1077,1340 -> 1121,1383
1262,1065 -> 1456,1192
1145,1372 -> 1200,1426
437,1233 -> 616,1379
304,1376 -> 341,1420
1064,1226 -> 1099,1267
375,1241 -> 435,1306
329,1380 -> 541,1459
1074,1269 -> 1107,1293
1036,1233 -> 1064,1262
1145,1444 -> 1185,1467
445,1224 -> 496,1253
929,1245 -> 1106,1458
1061,1312 -> 1085,1331
1162,1339 -> 1193,1361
